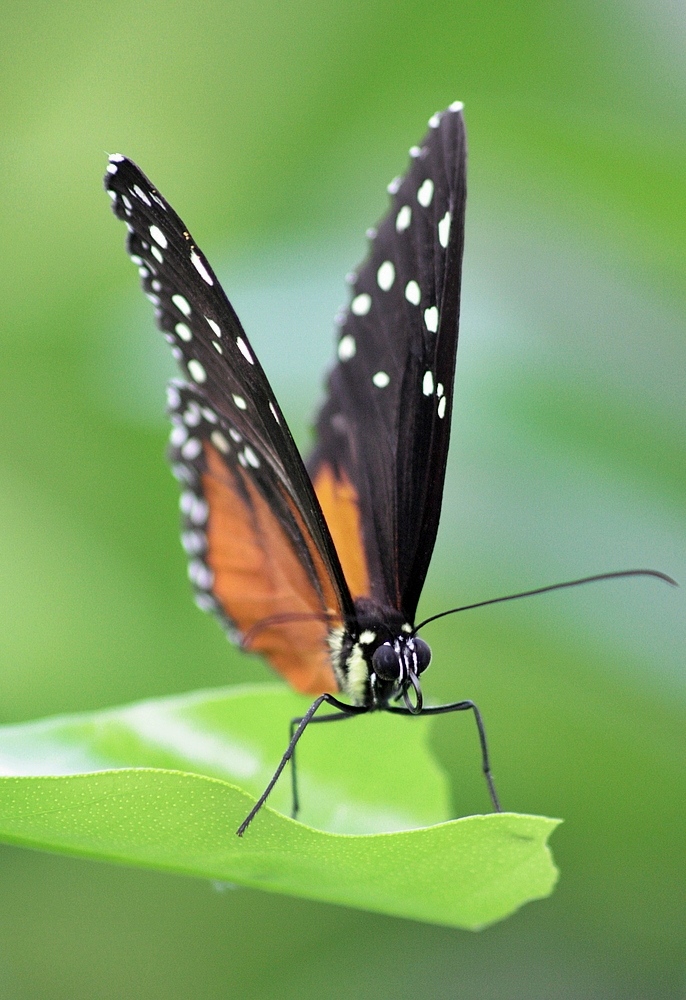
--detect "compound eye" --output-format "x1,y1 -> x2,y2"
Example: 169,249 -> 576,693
413,638 -> 432,674
372,642 -> 399,680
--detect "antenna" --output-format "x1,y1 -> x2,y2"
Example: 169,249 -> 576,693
413,569 -> 677,634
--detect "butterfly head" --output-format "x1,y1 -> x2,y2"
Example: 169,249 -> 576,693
369,634 -> 432,713
331,600 -> 432,712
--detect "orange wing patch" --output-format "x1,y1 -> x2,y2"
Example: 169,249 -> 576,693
203,443 -> 338,694
313,463 -> 370,600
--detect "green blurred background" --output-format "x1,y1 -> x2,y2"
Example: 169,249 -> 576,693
0,0 -> 684,996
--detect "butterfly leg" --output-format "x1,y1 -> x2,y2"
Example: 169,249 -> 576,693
388,699 -> 501,812
289,709 -> 361,821
236,693 -> 365,836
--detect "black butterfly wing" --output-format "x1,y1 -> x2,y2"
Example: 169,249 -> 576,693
105,156 -> 354,693
308,103 -> 467,621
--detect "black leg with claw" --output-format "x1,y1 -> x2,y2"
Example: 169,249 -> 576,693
387,699 -> 501,812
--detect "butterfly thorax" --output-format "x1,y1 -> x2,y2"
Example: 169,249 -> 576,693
327,597 -> 432,709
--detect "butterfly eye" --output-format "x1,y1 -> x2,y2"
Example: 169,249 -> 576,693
372,642 -> 399,680
413,637 -> 432,674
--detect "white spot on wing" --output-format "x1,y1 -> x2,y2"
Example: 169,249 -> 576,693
175,322 -> 192,342
151,245 -> 163,264
396,205 -> 412,232
206,318 -> 221,337
338,334 -> 356,361
182,531 -> 206,554
428,112 -> 441,128
351,293 -> 371,316
243,446 -> 260,468
211,430 -> 230,453
232,394 -> 247,410
149,225 -> 168,249
438,211 -> 451,248
133,185 -> 151,207
188,359 -> 206,383
269,401 -> 280,423
377,261 -> 395,291
170,425 -> 188,447
437,382 -> 444,398
438,396 -> 447,419
172,294 -> 192,317
191,251 -> 213,285
449,100 -> 464,112
424,306 -> 439,332
372,371 -> 390,388
236,337 -> 254,364
181,437 -> 202,459
189,559 -> 214,590
405,280 -> 421,306
423,370 -> 434,395
387,177 -> 401,195
417,178 -> 434,207
190,498 -> 209,524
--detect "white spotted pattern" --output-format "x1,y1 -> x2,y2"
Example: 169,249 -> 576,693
417,178 -> 434,207
405,280 -> 421,306
424,306 -> 439,332
151,245 -> 163,264
351,293 -> 372,316
188,359 -> 206,383
232,394 -> 247,410
377,261 -> 395,291
395,205 -> 412,232
191,250 -> 213,285
438,396 -> 447,419
206,317 -> 221,336
338,334 -> 356,361
372,371 -> 390,388
133,184 -> 151,207
170,425 -> 188,447
190,498 -> 209,524
181,437 -> 202,459
438,211 -> 451,248
236,337 -> 254,364
211,430 -> 230,453
172,294 -> 191,317
175,322 -> 192,342
423,370 -> 434,395
149,225 -> 168,248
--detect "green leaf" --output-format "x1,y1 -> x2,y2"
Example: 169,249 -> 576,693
0,685 -> 560,928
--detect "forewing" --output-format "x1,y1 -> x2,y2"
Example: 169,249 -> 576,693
105,156 -> 354,690
308,104 -> 468,620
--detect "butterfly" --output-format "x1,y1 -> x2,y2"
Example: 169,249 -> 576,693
105,103 -> 673,835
